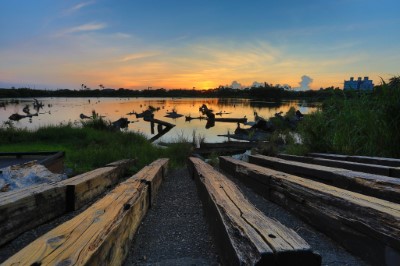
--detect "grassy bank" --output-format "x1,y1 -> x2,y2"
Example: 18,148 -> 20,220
289,77 -> 400,158
0,119 -> 193,175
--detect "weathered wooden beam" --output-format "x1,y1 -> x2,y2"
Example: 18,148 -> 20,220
0,151 -> 65,173
212,117 -> 247,123
200,141 -> 259,149
149,126 -> 174,142
249,155 -> 400,203
309,153 -> 400,167
61,159 -> 136,211
193,147 -> 249,156
0,183 -> 67,246
4,178 -> 149,266
194,141 -> 258,155
220,156 -> 400,266
188,157 -> 321,266
133,158 -> 168,207
150,118 -> 175,128
39,151 -> 65,174
278,154 -> 393,177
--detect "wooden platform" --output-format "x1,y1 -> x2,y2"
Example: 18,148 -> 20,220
220,156 -> 400,266
188,157 -> 321,266
3,158 -> 168,266
248,155 -> 400,203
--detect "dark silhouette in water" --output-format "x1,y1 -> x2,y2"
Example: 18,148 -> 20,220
9,113 -> 38,121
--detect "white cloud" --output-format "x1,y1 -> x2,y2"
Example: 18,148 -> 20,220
293,75 -> 313,91
251,81 -> 264,88
231,81 -> 242,89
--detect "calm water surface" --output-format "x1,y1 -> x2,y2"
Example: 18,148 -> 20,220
0,97 -> 319,143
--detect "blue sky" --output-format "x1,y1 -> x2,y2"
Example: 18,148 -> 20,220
1,0 -> 399,90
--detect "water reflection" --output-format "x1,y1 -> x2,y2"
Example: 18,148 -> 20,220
0,97 -> 319,143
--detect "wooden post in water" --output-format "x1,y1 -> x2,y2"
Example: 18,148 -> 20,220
150,120 -> 155,134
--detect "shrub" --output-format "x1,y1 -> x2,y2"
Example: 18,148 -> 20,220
297,79 -> 400,157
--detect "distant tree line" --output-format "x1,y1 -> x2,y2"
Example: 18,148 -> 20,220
0,82 -> 381,100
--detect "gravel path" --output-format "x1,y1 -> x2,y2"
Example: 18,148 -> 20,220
124,168 -> 219,265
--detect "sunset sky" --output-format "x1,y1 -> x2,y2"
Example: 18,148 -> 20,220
1,0 -> 399,90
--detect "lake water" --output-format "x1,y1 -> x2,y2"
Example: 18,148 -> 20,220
0,97 -> 319,143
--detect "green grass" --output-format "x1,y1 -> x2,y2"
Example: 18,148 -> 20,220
0,120 -> 193,175
291,78 -> 400,158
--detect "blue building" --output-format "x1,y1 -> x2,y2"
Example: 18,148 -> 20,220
344,76 -> 374,91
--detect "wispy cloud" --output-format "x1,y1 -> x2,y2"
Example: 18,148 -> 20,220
114,32 -> 132,39
58,22 -> 107,35
119,51 -> 160,62
64,1 -> 95,15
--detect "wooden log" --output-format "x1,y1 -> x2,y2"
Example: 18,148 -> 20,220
194,141 -> 262,155
249,155 -> 400,203
150,118 -> 175,128
149,126 -> 174,142
193,147 -> 249,156
40,151 -> 65,174
105,159 -> 136,173
0,183 -> 67,246
200,141 -> 259,150
133,158 -> 168,207
61,159 -> 135,211
188,157 -> 321,266
0,151 -> 65,174
309,153 -> 400,167
212,117 -> 247,123
4,178 -> 149,266
278,154 -> 393,177
220,156 -> 400,266
393,168 -> 400,178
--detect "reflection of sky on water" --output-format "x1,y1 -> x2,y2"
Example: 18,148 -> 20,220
0,98 -> 319,143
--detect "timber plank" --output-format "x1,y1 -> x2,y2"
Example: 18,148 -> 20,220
4,178 -> 149,266
278,154 -> 393,177
188,157 -> 321,266
220,156 -> 400,266
133,158 -> 168,207
61,159 -> 135,211
249,155 -> 400,203
0,183 -> 66,247
309,153 -> 400,167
